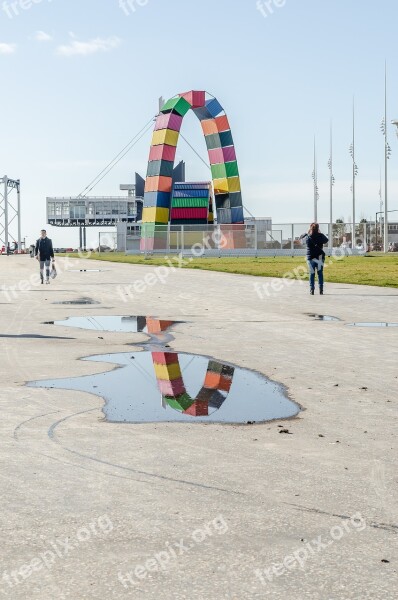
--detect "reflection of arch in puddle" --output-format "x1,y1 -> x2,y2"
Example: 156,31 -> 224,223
153,352 -> 234,417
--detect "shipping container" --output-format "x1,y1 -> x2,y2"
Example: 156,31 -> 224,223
228,192 -> 243,208
225,160 -> 239,178
214,115 -> 230,133
142,206 -> 169,224
144,191 -> 171,209
149,144 -> 177,162
205,133 -> 222,150
144,176 -> 173,193
152,352 -> 180,365
208,147 -> 225,165
161,96 -> 191,117
179,90 -> 206,108
219,130 -> 234,147
154,112 -> 183,133
194,98 -> 223,120
170,208 -> 208,220
217,208 -> 232,224
154,362 -> 182,381
146,160 -> 174,178
211,163 -> 227,180
151,129 -> 179,147
157,378 -> 186,396
172,197 -> 209,208
222,146 -> 237,163
201,118 -> 218,136
173,182 -> 211,191
227,176 -> 241,193
231,207 -> 244,223
213,178 -> 229,194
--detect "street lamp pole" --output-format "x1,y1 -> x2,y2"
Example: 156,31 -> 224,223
328,122 -> 335,249
312,137 -> 319,222
381,63 -> 391,252
349,100 -> 358,248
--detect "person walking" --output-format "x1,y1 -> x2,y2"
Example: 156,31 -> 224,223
301,223 -> 329,295
35,229 -> 55,285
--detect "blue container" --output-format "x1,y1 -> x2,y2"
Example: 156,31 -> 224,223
144,191 -> 171,209
146,160 -> 174,178
173,189 -> 210,198
229,192 -> 243,208
194,98 -> 224,120
173,182 -> 211,190
231,206 -> 244,223
219,130 -> 234,147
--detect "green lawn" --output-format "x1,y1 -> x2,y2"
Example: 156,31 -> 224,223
62,253 -> 398,288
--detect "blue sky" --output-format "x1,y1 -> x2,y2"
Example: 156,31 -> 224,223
1,0 -> 398,246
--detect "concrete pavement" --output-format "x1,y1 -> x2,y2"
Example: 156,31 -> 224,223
0,255 -> 397,599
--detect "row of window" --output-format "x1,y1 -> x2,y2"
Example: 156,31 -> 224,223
47,202 -> 136,218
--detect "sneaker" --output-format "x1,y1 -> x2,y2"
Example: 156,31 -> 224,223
46,279 -> 50,284
320,289 -> 324,295
310,289 -> 315,295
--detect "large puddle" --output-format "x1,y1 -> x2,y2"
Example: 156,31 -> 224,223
28,351 -> 299,424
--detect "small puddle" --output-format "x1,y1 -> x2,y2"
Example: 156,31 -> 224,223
53,298 -> 100,305
307,314 -> 341,322
0,334 -> 75,340
347,322 -> 398,328
43,315 -> 177,335
28,352 -> 299,424
67,269 -> 106,273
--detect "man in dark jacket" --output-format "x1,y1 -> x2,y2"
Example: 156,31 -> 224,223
301,223 -> 329,295
35,230 -> 55,284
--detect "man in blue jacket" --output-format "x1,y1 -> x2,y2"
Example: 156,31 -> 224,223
35,230 -> 55,285
301,223 -> 329,295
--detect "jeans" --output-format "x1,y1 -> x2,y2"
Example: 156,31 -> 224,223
40,259 -> 51,281
307,258 -> 324,290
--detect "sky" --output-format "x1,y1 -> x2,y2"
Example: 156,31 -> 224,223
1,0 -> 398,247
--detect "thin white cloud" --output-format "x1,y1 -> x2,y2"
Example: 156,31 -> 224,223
56,36 -> 121,57
34,31 -> 53,43
0,43 -> 16,55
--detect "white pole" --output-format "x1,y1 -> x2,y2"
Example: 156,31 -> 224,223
17,180 -> 21,252
4,176 -> 8,253
384,63 -> 389,253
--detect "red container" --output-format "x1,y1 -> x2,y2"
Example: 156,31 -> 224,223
145,176 -> 173,193
154,113 -> 183,133
170,208 -> 208,220
180,90 -> 206,108
152,352 -> 179,365
184,401 -> 209,416
215,115 -> 230,133
149,144 -> 177,162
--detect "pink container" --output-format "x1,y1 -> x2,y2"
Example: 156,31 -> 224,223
208,147 -> 224,165
180,90 -> 206,108
157,378 -> 186,396
222,146 -> 236,162
149,144 -> 177,162
154,113 -> 183,133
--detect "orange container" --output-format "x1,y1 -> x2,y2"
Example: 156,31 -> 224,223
201,119 -> 218,136
215,115 -> 230,133
144,176 -> 173,193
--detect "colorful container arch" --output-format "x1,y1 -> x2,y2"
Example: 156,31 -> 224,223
142,90 -> 244,230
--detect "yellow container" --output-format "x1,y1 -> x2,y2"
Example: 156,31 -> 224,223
142,207 -> 169,224
213,177 -> 229,194
227,176 -> 241,193
153,362 -> 182,381
151,129 -> 179,147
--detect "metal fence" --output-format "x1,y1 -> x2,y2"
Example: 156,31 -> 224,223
117,222 -> 384,257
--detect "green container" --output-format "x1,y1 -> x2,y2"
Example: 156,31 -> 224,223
141,224 -> 168,239
161,96 -> 191,117
205,133 -> 221,150
165,393 -> 193,412
211,163 -> 227,179
172,197 -> 209,208
225,160 -> 239,178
